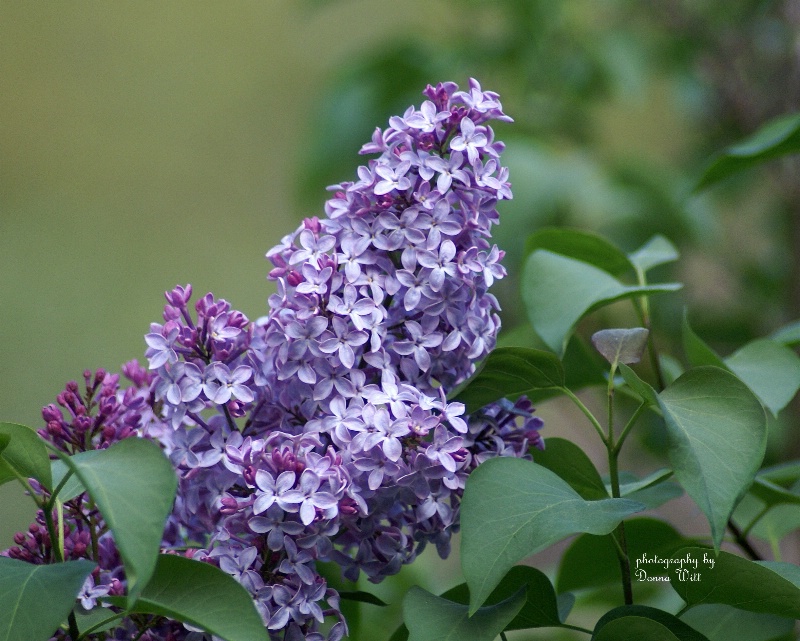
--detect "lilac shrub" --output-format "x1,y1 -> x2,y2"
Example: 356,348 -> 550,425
3,80 -> 544,641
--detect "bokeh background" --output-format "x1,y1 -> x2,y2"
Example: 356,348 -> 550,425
3,1 -> 800,639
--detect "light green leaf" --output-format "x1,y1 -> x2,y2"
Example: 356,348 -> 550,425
670,547 -> 800,619
523,250 -> 681,355
770,320 -> 800,347
680,604 -> 796,641
591,328 -> 650,366
657,367 -> 766,549
617,469 -> 674,496
748,477 -> 800,507
403,585 -> 525,641
695,112 -> 800,191
619,363 -> 660,406
74,607 -> 122,635
460,457 -> 644,613
0,422 -> 52,491
50,458 -> 87,503
524,227 -> 634,275
59,438 -> 177,602
593,605 -> 709,641
125,554 -> 267,641
614,469 -> 683,510
440,566 -> 562,630
0,557 -> 95,641
724,339 -> 800,417
682,316 -> 726,370
628,235 -> 680,273
759,460 -> 800,486
449,347 -> 564,413
557,518 -> 686,595
532,437 -> 609,501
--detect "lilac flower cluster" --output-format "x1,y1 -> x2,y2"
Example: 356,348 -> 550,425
143,79 -> 543,641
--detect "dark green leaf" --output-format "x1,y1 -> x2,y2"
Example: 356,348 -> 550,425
128,554 -> 267,641
339,591 -> 388,607
770,320 -> 800,347
680,604 -> 796,641
403,585 -> 525,641
724,339 -> 800,417
524,227 -> 634,275
615,469 -> 683,509
557,518 -> 686,594
0,557 -> 95,641
695,112 -> 800,191
758,460 -> 800,487
440,566 -> 562,630
748,477 -> 800,507
657,368 -> 766,549
593,616 -> 681,641
523,250 -> 681,355
389,624 -> 409,641
460,457 -> 644,613
619,363 -> 660,406
556,593 -> 575,623
670,547 -> 800,619
629,235 -> 680,272
594,605 -> 710,641
682,316 -> 727,370
59,438 -> 177,602
449,347 -> 565,413
533,437 -> 609,501
617,469 -> 673,496
74,607 -> 122,635
591,328 -> 650,366
0,422 -> 52,491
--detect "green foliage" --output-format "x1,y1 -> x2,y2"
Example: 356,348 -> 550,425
594,605 -> 710,641
460,457 -> 644,613
57,438 -> 178,602
0,557 -> 95,641
0,422 -> 52,491
679,605 -> 796,641
120,554 -> 268,641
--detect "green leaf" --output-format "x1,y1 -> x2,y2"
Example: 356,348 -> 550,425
593,616 -> 681,641
758,460 -> 800,486
724,339 -> 800,417
619,363 -> 660,406
748,477 -> 800,507
614,469 -> 683,510
50,459 -> 86,503
657,367 -> 767,549
74,607 -> 122,635
440,566 -> 562,630
338,591 -> 388,607
532,437 -> 609,501
523,250 -> 681,355
59,438 -> 177,602
0,557 -> 95,641
695,112 -> 800,191
460,457 -> 644,613
524,227 -> 634,275
403,585 -> 525,641
750,504 -> 800,545
0,422 -> 52,491
449,347 -> 565,413
594,605 -> 710,641
617,469 -> 674,496
628,235 -> 680,273
680,604 -> 796,641
770,320 -> 800,347
682,316 -> 727,369
670,547 -> 800,619
389,624 -> 409,641
557,518 -> 686,594
122,555 -> 266,641
591,328 -> 650,366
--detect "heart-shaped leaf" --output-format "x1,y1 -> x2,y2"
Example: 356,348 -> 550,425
680,604 -> 796,641
0,422 -> 52,491
628,235 -> 680,273
58,438 -> 177,602
403,585 -> 525,641
440,566 -> 562,630
523,250 -> 681,355
591,328 -> 650,366
670,547 -> 800,619
657,367 -> 766,549
0,557 -> 95,641
695,111 -> 800,191
724,339 -> 800,417
124,554 -> 267,641
449,347 -> 564,413
594,605 -> 710,641
532,437 -> 609,501
460,457 -> 644,613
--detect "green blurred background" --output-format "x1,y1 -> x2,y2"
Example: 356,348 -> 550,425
3,1 -> 800,638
